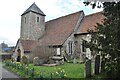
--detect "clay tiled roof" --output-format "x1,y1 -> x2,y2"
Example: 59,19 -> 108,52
77,12 -> 105,34
38,11 -> 83,46
21,40 -> 37,51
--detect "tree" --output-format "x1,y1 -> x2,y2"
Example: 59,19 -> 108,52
1,42 -> 8,48
83,2 -> 120,78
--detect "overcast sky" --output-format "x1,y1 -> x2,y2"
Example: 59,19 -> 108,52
0,0 -> 102,47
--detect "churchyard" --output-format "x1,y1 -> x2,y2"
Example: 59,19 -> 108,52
2,55 -> 105,79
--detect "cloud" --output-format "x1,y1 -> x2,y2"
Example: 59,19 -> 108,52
45,0 -> 85,20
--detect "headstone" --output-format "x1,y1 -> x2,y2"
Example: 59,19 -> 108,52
39,59 -> 45,65
73,58 -> 77,64
94,55 -> 100,74
21,55 -> 29,66
56,60 -> 60,65
33,57 -> 39,66
84,59 -> 91,78
101,60 -> 105,72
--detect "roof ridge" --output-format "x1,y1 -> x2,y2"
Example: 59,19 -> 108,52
46,10 -> 83,23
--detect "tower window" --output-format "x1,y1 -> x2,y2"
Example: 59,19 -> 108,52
25,17 -> 26,23
37,17 -> 39,22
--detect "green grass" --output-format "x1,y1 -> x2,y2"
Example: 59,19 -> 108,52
90,72 -> 109,79
4,61 -> 85,78
29,63 -> 85,78
4,60 -> 98,78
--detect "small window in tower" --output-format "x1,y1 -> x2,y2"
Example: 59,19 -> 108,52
25,17 -> 26,23
37,17 -> 39,22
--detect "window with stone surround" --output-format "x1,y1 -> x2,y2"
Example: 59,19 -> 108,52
24,17 -> 26,23
57,48 -> 61,55
68,41 -> 73,54
37,17 -> 39,22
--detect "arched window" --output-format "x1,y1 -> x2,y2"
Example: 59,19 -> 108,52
17,49 -> 21,62
68,41 -> 73,54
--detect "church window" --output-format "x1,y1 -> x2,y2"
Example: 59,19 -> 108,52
57,48 -> 61,55
68,41 -> 73,54
25,17 -> 26,23
37,17 -> 39,22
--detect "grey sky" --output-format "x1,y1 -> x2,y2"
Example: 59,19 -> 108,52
0,0 -> 102,46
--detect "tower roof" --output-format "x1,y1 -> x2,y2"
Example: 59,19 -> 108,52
21,2 -> 45,16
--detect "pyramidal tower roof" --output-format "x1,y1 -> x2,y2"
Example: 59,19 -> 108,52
21,2 -> 45,16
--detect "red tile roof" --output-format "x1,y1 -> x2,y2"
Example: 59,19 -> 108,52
77,12 -> 105,34
38,11 -> 83,46
21,40 -> 37,51
20,11 -> 105,51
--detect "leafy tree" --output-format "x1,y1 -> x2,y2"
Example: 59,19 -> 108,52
1,42 -> 8,48
83,1 -> 120,78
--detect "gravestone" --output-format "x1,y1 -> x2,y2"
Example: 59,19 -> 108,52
101,60 -> 105,72
39,59 -> 46,65
85,59 -> 91,78
73,58 -> 77,64
94,55 -> 100,74
82,54 -> 86,63
33,57 -> 39,66
21,55 -> 29,66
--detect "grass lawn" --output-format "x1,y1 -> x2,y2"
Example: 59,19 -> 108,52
4,61 -> 86,78
29,63 -> 85,78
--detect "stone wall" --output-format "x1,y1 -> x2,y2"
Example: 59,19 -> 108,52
75,34 -> 92,62
20,12 -> 45,40
14,40 -> 24,58
61,12 -> 84,59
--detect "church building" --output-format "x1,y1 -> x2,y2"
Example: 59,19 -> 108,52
14,3 -> 104,62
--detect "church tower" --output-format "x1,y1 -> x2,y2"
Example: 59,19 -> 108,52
20,3 -> 45,40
